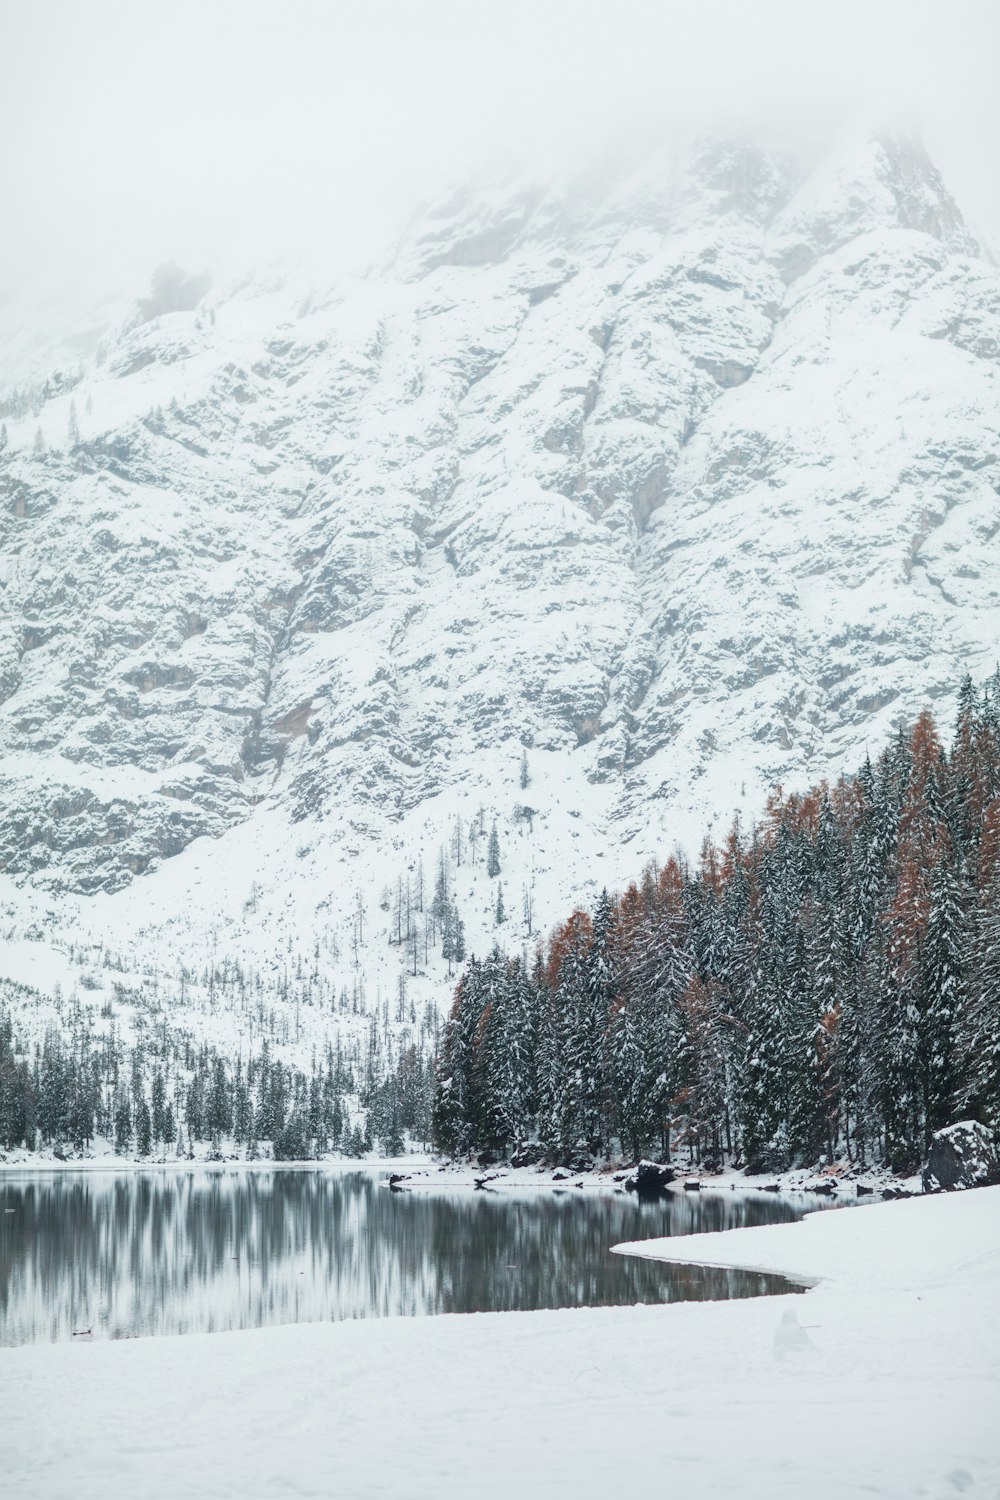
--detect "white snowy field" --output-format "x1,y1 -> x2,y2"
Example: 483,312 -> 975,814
2,1188 -> 997,1500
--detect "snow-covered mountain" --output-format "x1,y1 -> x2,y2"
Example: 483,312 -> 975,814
1,129 -> 997,990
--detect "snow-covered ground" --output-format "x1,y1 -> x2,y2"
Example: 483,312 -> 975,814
3,1185 -> 996,1499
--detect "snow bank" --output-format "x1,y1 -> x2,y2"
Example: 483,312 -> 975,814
1,1186 -> 997,1499
614,1184 -> 996,1291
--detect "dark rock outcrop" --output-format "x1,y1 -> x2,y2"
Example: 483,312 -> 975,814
922,1121 -> 1000,1193
635,1160 -> 676,1196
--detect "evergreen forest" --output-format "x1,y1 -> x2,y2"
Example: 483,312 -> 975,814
433,675 -> 1000,1173
0,983 -> 434,1160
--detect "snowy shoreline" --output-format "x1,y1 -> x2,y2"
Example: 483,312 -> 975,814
0,1151 -> 431,1176
3,1185 -> 996,1499
394,1156 -> 924,1199
0,1147 -> 923,1200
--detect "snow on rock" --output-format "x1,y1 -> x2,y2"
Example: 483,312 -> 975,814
922,1121 -> 1000,1194
0,127 -> 997,1000
1,1183 -> 997,1499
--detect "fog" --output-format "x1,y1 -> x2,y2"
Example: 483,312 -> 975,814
2,0 -> 998,310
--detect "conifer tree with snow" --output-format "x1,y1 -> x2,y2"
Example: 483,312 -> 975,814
442,901 -> 457,973
473,949 -> 533,1149
487,821 -> 501,878
151,1069 -> 168,1142
136,1096 -> 153,1156
919,852 -> 966,1144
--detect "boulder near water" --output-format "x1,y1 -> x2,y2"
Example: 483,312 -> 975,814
634,1161 -> 676,1196
922,1121 -> 1000,1193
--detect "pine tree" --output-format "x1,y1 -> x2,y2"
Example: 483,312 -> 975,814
37,1033 -> 68,1146
487,822 -> 501,878
474,950 -> 533,1149
784,924 -> 826,1166
919,852 -> 966,1143
536,979 -> 568,1157
113,1089 -> 132,1154
676,976 -> 727,1167
738,954 -> 786,1172
431,853 -> 448,936
607,991 -> 645,1158
383,1105 -> 405,1157
186,1066 -> 206,1141
961,867 -> 1000,1123
519,750 -> 530,790
883,710 -> 948,1166
431,961 -> 483,1156
232,1060 -> 252,1144
808,894 -> 848,1159
151,1069 -> 167,1141
552,914 -> 594,1158
136,1096 -> 152,1156
495,884 -> 506,926
442,901 -> 456,972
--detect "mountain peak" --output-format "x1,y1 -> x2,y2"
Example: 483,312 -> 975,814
0,129 -> 996,982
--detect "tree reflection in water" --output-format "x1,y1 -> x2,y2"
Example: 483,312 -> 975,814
0,1171 -> 810,1346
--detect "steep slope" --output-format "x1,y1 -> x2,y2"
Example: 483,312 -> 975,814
0,130 -> 996,985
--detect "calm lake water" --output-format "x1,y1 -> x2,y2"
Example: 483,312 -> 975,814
0,1169 -> 815,1346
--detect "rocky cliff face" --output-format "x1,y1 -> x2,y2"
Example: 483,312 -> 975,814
0,131 -> 996,951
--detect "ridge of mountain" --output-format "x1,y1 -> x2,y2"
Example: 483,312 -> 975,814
0,129 -> 997,991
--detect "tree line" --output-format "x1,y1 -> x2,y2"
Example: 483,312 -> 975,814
433,675 -> 1000,1173
0,988 -> 434,1160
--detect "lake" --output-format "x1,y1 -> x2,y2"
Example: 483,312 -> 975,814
0,1168 -> 817,1346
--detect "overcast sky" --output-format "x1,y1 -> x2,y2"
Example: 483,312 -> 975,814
2,0 -> 998,302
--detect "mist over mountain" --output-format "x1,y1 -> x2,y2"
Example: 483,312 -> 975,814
0,126 -> 996,991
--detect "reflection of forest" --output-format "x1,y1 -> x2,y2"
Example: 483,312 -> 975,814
0,1173 -> 806,1346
